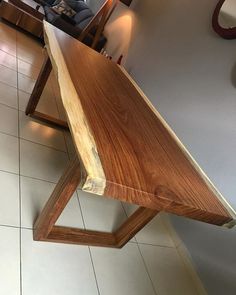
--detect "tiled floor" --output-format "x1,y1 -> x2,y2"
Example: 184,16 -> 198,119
0,20 -> 201,295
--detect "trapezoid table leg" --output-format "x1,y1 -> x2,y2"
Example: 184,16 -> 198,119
25,56 -> 52,116
34,169 -> 159,249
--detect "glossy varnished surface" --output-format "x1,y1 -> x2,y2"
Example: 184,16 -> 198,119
44,22 -> 235,226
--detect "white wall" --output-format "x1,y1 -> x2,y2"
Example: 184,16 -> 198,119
105,0 -> 236,294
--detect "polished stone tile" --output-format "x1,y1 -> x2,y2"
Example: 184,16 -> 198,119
18,59 -> 40,80
0,64 -> 17,87
140,244 -> 199,295
19,111 -> 66,151
0,132 -> 19,174
0,49 -> 17,70
123,203 -> 174,247
0,81 -> 17,108
0,226 -> 20,295
21,176 -> 84,229
22,229 -> 98,295
0,171 -> 19,227
20,139 -> 68,182
18,73 -> 35,94
91,243 -> 156,295
0,104 -> 18,136
79,191 -> 127,232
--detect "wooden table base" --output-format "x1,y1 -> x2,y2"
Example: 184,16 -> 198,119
26,55 -> 159,248
33,157 -> 159,248
25,56 -> 69,130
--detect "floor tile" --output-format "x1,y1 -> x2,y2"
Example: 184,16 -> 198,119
91,243 -> 155,295
79,191 -> 127,232
0,133 -> 19,174
123,203 -> 174,247
17,47 -> 45,69
139,244 -> 199,295
0,226 -> 20,295
17,59 -> 40,80
37,81 -> 60,119
17,31 -> 43,54
22,229 -> 98,295
0,64 -> 17,87
0,104 -> 18,136
0,171 -> 19,227
20,139 -> 68,182
18,73 -> 35,93
0,39 -> 16,56
18,71 -> 60,119
19,111 -> 66,151
18,90 -> 30,112
0,81 -> 17,108
0,22 -> 16,45
21,176 -> 84,229
0,50 -> 17,70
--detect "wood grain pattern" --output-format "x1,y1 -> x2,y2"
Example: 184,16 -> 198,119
44,22 -> 106,195
34,156 -> 81,240
32,111 -> 68,130
35,207 -> 158,247
43,21 -> 236,227
26,57 -> 52,115
115,207 -> 158,248
0,0 -> 44,38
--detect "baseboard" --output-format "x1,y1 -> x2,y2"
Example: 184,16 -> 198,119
161,213 -> 208,295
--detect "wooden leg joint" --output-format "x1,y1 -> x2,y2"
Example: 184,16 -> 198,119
34,199 -> 159,248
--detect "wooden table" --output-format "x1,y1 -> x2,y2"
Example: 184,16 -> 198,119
26,21 -> 236,248
0,0 -> 44,38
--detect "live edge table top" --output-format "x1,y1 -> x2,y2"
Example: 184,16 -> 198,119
43,21 -> 236,228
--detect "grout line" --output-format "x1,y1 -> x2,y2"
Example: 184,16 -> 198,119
76,191 -> 101,295
0,128 -> 68,154
0,61 -> 17,72
0,167 -> 59,185
88,247 -> 101,295
0,101 -> 18,111
0,45 -> 44,68
136,243 -> 160,295
0,223 -> 20,229
0,129 -> 18,138
0,223 -> 32,230
136,241 -> 176,248
20,174 -> 58,184
19,137 -> 68,154
0,47 -> 17,59
120,203 -> 165,295
16,35 -> 23,295
0,77 -> 18,90
0,168 -> 19,177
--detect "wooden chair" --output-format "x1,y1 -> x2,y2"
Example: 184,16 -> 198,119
79,0 -> 118,49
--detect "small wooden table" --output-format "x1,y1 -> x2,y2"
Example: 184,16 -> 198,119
26,21 -> 236,248
0,0 -> 44,38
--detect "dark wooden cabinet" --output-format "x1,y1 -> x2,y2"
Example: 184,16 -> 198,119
0,0 -> 44,38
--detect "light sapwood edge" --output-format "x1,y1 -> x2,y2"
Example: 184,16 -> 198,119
43,21 -> 106,195
119,66 -> 236,226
